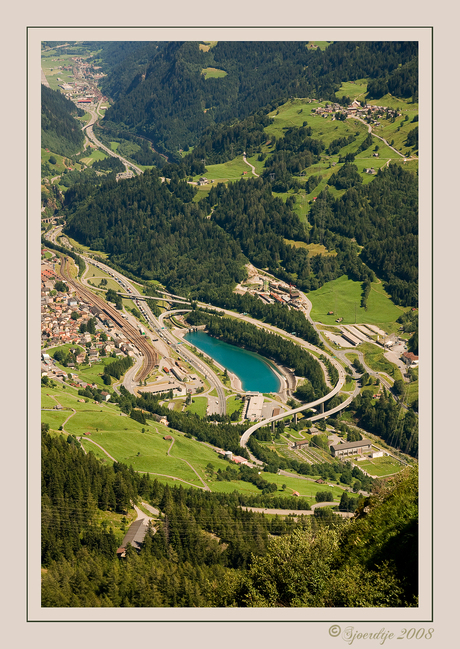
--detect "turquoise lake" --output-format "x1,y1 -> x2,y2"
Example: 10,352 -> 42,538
184,331 -> 281,393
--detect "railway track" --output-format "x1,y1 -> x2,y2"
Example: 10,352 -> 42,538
60,258 -> 158,384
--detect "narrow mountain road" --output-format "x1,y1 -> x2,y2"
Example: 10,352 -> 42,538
166,436 -> 211,491
243,153 -> 259,177
82,437 -> 117,462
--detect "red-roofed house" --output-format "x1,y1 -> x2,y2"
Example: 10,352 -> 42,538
402,352 -> 419,366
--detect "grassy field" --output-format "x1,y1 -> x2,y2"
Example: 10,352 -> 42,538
308,275 -> 405,326
78,112 -> 92,125
265,99 -> 367,145
88,429 -> 232,490
40,380 -> 357,502
264,473 -> 344,501
47,343 -> 85,359
62,235 -> 109,259
185,396 -> 208,417
284,240 -> 336,257
199,41 -> 218,52
306,42 -> 333,51
71,357 -> 123,390
358,343 -> 404,381
357,455 -> 405,477
80,149 -> 108,166
200,157 -> 255,182
41,409 -> 72,431
341,378 -> 356,392
41,149 -> 72,174
201,67 -> 227,79
226,395 -> 243,417
335,79 -> 368,101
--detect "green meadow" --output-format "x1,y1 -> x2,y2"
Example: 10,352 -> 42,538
308,275 -> 405,326
201,67 -> 227,79
200,157 -> 254,182
62,235 -> 109,259
41,409 -> 71,431
306,41 -> 333,51
335,79 -> 368,101
185,396 -> 208,417
359,343 -> 404,382
41,149 -> 73,173
80,149 -> 108,166
265,99 -> 367,144
41,383 -> 351,501
357,455 -> 405,477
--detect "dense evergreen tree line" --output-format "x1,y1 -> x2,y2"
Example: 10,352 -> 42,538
93,121 -> 167,166
397,310 -> 418,354
352,389 -> 418,457
308,164 -> 418,306
183,113 -> 274,165
192,289 -> 320,346
366,57 -> 418,100
261,125 -> 325,191
185,309 -> 328,398
63,169 -> 247,294
41,85 -> 85,156
96,41 -> 417,156
92,156 -> 125,173
102,355 -> 133,383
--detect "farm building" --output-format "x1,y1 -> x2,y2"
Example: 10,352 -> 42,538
153,414 -> 169,426
117,518 -> 150,557
294,440 -> 310,449
402,351 -> 419,366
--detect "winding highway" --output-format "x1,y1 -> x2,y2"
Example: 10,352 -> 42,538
45,225 -> 399,460
79,255 -> 228,414
80,101 -> 143,176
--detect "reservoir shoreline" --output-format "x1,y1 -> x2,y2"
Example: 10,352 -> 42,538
181,329 -> 288,397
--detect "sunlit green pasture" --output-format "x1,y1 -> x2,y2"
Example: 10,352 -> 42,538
308,275 -> 404,326
185,396 -> 208,417
356,455 -> 405,477
201,157 -> 254,182
80,149 -> 108,166
306,41 -> 333,51
335,79 -> 368,101
202,67 -> 227,79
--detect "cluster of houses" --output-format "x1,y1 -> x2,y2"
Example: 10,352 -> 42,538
235,276 -> 305,312
41,258 -> 137,373
312,99 -> 401,123
53,56 -> 106,103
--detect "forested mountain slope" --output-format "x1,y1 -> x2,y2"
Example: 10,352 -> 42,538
63,160 -> 417,305
309,164 -> 418,305
97,41 -> 417,157
41,431 -> 418,607
41,85 -> 85,156
64,168 -> 247,294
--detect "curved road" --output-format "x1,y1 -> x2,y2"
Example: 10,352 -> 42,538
80,102 -> 143,176
158,309 -> 227,414
242,152 -> 259,177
